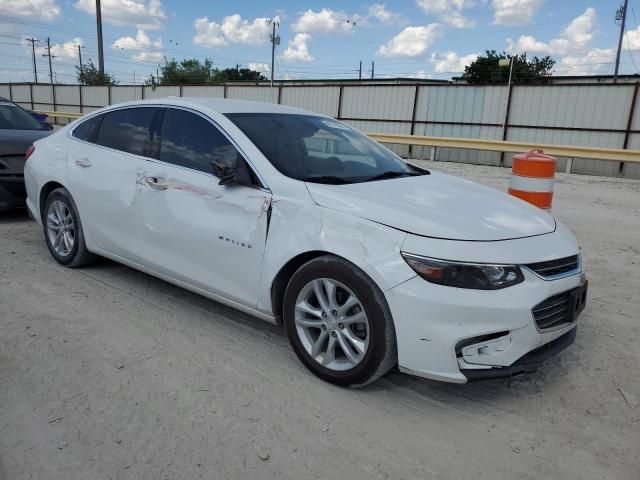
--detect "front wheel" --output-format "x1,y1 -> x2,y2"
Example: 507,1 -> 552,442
283,255 -> 397,387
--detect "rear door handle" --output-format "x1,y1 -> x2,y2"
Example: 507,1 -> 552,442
75,158 -> 92,168
145,176 -> 169,190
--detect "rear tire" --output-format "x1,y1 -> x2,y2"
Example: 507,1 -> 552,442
42,187 -> 95,267
283,255 -> 397,387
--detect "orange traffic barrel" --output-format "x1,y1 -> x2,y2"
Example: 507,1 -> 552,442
508,149 -> 556,210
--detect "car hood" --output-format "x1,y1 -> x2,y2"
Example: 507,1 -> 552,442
0,129 -> 51,156
305,171 -> 556,241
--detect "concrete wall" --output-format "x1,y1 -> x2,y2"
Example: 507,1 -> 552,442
2,81 -> 638,178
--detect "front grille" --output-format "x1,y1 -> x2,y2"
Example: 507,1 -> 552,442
532,291 -> 573,329
526,255 -> 579,278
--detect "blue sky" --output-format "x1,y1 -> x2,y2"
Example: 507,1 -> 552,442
0,0 -> 639,83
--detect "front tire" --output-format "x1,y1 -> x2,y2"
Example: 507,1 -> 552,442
283,255 -> 397,387
42,187 -> 95,267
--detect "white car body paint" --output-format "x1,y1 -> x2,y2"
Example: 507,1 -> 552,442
24,97 -> 584,383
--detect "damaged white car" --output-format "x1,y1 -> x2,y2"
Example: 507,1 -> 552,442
24,98 -> 587,386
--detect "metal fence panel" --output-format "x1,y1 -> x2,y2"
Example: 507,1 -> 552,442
0,84 -> 10,99
509,85 -> 634,131
181,86 -> 225,97
143,85 -> 180,98
341,86 -> 414,121
55,85 -> 80,107
423,86 -> 482,123
9,85 -> 30,103
226,86 -> 278,103
82,86 -> 109,106
32,85 -> 52,105
109,86 -> 141,104
280,86 -> 340,116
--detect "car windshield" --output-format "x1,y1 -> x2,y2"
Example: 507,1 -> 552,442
0,103 -> 47,131
225,113 -> 426,184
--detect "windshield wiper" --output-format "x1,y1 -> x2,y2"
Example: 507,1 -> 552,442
301,175 -> 351,185
364,170 -> 424,182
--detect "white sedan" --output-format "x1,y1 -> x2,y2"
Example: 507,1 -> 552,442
24,98 -> 587,386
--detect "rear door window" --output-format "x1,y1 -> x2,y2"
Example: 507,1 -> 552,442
72,114 -> 104,143
159,108 -> 240,175
96,107 -> 160,157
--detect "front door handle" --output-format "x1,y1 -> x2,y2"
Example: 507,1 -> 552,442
145,176 -> 169,190
75,158 -> 92,168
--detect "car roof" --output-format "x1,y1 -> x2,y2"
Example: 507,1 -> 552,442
107,97 -> 320,116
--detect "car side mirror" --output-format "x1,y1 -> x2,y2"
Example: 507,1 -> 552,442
45,123 -> 54,130
210,158 -> 253,187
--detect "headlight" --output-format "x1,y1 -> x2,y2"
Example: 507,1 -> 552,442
401,253 -> 524,290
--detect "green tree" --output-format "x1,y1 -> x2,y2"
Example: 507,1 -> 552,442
213,67 -> 268,83
461,50 -> 555,84
76,59 -> 118,85
149,58 -> 269,85
155,58 -> 216,85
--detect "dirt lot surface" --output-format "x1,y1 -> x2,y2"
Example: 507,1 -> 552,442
1,161 -> 639,480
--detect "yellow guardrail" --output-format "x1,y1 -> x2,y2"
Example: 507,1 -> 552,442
39,110 -> 83,119
37,111 -> 640,164
368,133 -> 640,164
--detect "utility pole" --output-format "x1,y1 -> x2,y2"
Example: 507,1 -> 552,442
269,19 -> 280,87
26,37 -> 38,83
358,60 -> 362,80
371,61 -> 375,79
77,44 -> 84,84
614,0 -> 629,83
96,0 -> 105,77
42,37 -> 56,85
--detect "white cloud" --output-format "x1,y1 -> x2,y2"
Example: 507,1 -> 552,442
193,15 -> 274,48
248,62 -> 270,73
292,9 -> 354,34
504,9 -> 614,76
378,24 -> 441,58
626,26 -> 640,50
282,33 -> 313,62
193,17 -> 227,48
416,0 -> 475,28
35,37 -> 83,60
220,14 -> 273,45
367,4 -> 403,25
430,51 -> 479,73
558,48 -> 616,75
0,0 -> 60,21
507,7 -> 596,56
112,29 -> 163,62
492,0 -> 544,26
75,0 -> 166,30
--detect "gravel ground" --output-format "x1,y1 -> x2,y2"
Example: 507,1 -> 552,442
1,161 -> 639,480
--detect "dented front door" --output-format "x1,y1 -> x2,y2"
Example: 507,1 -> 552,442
132,164 -> 271,308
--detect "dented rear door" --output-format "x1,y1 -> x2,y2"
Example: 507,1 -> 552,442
68,106 -> 162,260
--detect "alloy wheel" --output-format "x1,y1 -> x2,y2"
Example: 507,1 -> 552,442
46,200 -> 75,257
294,278 -> 370,371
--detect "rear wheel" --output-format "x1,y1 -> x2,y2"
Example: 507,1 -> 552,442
43,188 -> 95,267
283,255 -> 397,387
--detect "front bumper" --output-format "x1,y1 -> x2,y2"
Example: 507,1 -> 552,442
386,268 -> 585,383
